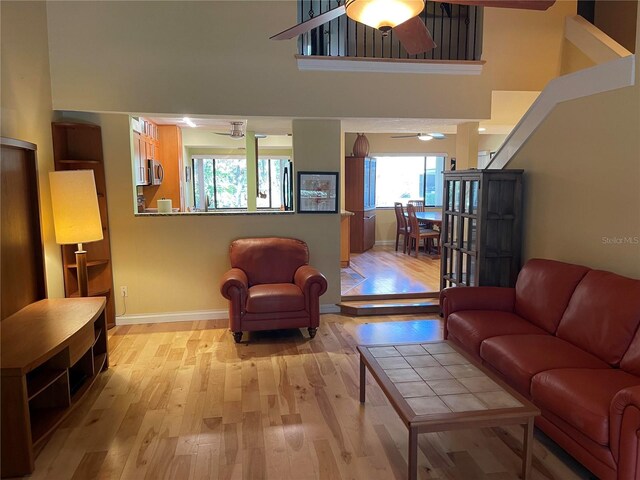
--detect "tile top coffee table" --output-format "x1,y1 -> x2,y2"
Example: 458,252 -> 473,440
357,340 -> 540,480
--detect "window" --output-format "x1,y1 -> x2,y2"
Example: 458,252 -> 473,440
257,158 -> 291,209
192,157 -> 247,209
374,156 -> 445,207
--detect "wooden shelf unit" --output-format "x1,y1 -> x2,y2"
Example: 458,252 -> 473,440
1,298 -> 108,477
440,169 -> 523,290
52,122 -> 115,328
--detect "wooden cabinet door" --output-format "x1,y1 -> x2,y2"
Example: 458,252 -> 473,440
133,133 -> 148,186
363,213 -> 376,251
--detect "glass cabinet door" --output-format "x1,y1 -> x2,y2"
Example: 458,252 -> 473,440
464,180 -> 479,214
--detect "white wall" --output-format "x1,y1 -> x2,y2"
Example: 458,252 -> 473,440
45,1 -> 492,121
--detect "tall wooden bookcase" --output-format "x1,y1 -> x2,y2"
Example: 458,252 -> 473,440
440,169 -> 523,290
52,122 -> 116,328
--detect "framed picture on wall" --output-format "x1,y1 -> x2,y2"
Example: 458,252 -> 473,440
297,171 -> 339,213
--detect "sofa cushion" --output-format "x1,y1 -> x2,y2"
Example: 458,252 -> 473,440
514,259 -> 589,333
531,369 -> 640,446
620,327 -> 640,376
448,310 -> 548,355
246,284 -> 305,313
556,270 -> 640,365
480,335 -> 609,396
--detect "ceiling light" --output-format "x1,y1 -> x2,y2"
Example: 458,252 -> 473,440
478,127 -> 486,132
182,117 -> 196,128
345,0 -> 424,32
418,134 -> 433,141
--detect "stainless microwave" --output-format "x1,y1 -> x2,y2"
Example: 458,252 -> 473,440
149,159 -> 164,185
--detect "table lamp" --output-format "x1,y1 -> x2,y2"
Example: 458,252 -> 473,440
49,170 -> 103,297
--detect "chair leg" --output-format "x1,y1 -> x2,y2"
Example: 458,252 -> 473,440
395,232 -> 399,251
232,332 -> 243,343
308,327 -> 317,338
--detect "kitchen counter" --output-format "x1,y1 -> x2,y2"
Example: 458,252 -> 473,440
136,210 -> 296,217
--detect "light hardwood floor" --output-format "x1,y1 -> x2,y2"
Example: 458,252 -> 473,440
342,245 -> 441,297
28,314 -> 590,480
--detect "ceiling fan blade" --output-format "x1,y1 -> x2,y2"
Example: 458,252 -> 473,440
391,134 -> 419,138
444,0 -> 555,10
270,5 -> 346,40
392,16 -> 436,55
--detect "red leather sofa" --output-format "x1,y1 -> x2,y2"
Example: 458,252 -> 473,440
220,237 -> 327,343
440,259 -> 640,480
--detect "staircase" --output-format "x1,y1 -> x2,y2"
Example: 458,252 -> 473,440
338,292 -> 440,316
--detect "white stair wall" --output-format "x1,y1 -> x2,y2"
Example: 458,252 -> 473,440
486,15 -> 635,170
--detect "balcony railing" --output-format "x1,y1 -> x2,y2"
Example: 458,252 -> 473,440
298,0 -> 483,61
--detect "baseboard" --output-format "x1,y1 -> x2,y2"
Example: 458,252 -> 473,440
116,303 -> 341,325
375,240 -> 396,246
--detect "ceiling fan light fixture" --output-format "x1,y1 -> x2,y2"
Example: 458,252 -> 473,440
418,134 -> 433,141
230,121 -> 245,138
345,0 -> 425,31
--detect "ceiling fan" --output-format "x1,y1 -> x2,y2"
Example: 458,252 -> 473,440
391,132 -> 447,141
271,0 -> 555,55
214,122 -> 267,139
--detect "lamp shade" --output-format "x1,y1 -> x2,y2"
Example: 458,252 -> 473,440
345,0 -> 424,31
49,170 -> 103,245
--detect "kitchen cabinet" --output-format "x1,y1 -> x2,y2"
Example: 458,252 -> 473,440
133,132 -> 148,186
345,156 -> 376,253
440,169 -> 523,290
52,122 -> 116,329
142,124 -> 183,210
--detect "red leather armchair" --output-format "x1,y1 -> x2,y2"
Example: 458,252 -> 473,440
220,237 -> 328,343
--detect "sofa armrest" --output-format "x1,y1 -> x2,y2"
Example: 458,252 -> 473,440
610,385 -> 640,476
439,286 -> 516,320
220,268 -> 248,332
294,265 -> 328,298
220,268 -> 248,300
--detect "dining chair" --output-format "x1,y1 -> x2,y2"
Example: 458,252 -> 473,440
406,204 -> 439,258
408,199 -> 429,227
393,202 -> 410,253
407,199 -> 425,211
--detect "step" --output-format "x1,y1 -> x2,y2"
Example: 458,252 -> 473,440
338,297 -> 441,316
341,291 -> 440,302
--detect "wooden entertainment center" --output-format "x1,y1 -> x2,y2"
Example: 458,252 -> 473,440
0,137 -> 110,477
0,298 -> 108,477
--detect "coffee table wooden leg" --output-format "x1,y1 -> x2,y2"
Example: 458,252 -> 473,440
522,417 -> 534,480
408,427 -> 418,480
359,354 -> 366,404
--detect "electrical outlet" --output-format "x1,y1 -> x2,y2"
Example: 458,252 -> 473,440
120,286 -> 128,297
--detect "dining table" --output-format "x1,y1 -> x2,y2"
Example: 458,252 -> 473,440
404,210 -> 443,226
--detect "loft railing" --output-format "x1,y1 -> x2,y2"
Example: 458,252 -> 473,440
298,0 -> 483,61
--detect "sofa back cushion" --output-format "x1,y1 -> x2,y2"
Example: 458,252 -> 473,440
514,259 -> 589,333
230,237 -> 309,286
620,326 -> 640,376
556,270 -> 640,365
